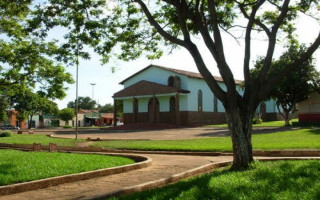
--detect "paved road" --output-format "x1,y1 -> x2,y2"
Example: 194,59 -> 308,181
46,127 -> 289,141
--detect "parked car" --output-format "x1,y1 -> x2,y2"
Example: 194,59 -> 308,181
0,125 -> 20,130
116,122 -> 124,126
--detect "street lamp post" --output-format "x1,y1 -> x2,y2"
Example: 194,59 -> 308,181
90,83 -> 96,126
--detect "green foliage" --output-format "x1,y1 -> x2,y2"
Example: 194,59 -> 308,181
67,96 -> 96,110
92,129 -> 320,151
252,118 -> 263,124
0,1 -> 74,99
63,125 -> 73,129
253,42 -> 320,123
112,160 -> 320,200
0,149 -> 134,186
0,130 -> 11,137
58,108 -> 75,124
11,89 -> 59,123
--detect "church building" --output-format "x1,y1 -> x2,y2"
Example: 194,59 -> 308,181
113,65 -> 279,126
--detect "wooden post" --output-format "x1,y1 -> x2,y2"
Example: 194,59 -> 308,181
133,97 -> 136,123
152,95 -> 156,123
113,99 -> 117,127
175,93 -> 180,127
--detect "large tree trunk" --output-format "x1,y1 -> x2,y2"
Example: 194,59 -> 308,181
225,105 -> 254,170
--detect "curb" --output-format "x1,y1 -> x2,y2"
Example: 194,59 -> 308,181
0,148 -> 152,197
89,157 -> 320,200
2,143 -> 320,157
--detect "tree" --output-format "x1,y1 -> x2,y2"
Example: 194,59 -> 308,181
58,108 -> 75,125
254,43 -> 320,126
67,97 -> 96,110
31,0 -> 320,169
99,101 -> 123,117
11,89 -> 59,129
0,1 -> 74,99
99,103 -> 113,113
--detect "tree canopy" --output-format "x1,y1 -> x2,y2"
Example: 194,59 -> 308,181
0,0 -> 74,100
254,43 -> 320,125
58,108 -> 75,125
10,0 -> 320,169
67,96 -> 96,110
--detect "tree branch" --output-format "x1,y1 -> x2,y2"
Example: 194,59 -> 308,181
133,0 -> 188,48
207,0 -> 237,93
243,0 -> 266,87
261,32 -> 320,100
256,0 -> 291,87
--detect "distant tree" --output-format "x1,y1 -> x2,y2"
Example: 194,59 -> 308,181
0,89 -> 9,121
99,103 -> 113,113
67,97 -> 96,110
58,108 -> 75,125
253,43 -> 320,126
11,89 -> 58,129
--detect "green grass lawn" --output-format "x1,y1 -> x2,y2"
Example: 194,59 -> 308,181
109,160 -> 320,200
205,119 -> 298,128
0,134 -> 85,146
0,149 -> 134,186
91,129 -> 320,151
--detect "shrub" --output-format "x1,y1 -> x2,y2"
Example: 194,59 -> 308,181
62,125 -> 73,129
0,130 -> 12,137
252,118 -> 263,124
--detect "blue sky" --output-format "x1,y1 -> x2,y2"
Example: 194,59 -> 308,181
53,9 -> 320,109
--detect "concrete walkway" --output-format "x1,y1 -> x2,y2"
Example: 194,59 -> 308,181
0,154 -> 233,200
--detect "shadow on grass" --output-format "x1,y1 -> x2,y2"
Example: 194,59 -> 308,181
306,129 -> 320,135
113,160 -> 320,200
0,164 -> 15,175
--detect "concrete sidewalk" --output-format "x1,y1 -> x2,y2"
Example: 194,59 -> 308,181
0,154 -> 233,200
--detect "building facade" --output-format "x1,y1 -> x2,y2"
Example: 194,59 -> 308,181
113,65 -> 279,126
297,92 -> 320,123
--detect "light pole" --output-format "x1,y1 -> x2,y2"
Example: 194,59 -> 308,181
75,43 -> 79,139
90,83 -> 96,126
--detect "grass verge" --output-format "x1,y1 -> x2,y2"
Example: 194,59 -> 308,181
0,134 -> 85,146
91,129 -> 320,151
205,119 -> 298,128
109,160 -> 320,200
0,149 -> 134,186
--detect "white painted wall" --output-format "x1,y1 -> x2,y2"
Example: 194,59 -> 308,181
123,66 -> 189,90
123,99 -> 133,113
138,98 -> 149,112
298,92 -> 320,113
186,78 -> 226,112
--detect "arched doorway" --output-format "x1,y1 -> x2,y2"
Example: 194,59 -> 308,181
148,97 -> 160,123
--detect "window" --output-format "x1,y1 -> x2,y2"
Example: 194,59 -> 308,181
198,90 -> 202,112
214,96 -> 218,112
168,75 -> 181,88
170,96 -> 176,112
168,76 -> 174,86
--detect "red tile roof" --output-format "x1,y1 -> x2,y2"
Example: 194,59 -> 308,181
114,80 -> 190,98
101,113 -> 114,118
119,65 -> 243,85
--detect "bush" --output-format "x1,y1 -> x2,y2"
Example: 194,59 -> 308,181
252,118 -> 263,124
62,125 -> 73,129
0,130 -> 12,137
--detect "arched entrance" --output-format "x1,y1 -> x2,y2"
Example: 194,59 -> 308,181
148,97 -> 160,123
